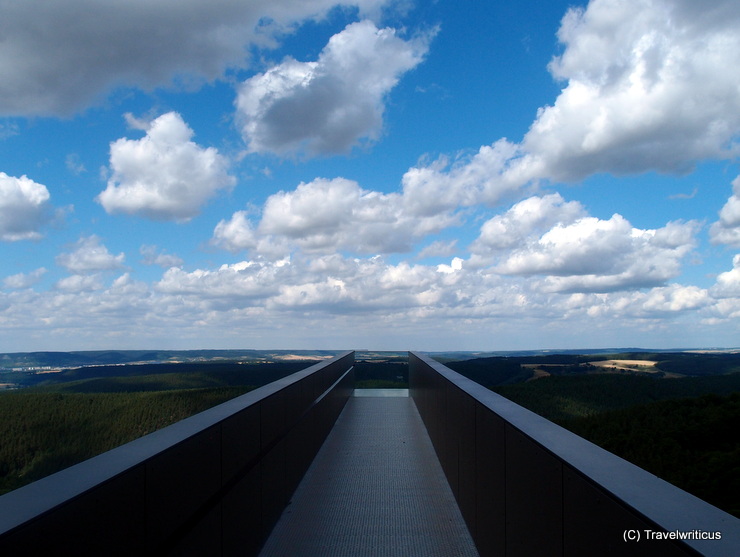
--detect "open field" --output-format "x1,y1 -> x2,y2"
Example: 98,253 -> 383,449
587,359 -> 659,372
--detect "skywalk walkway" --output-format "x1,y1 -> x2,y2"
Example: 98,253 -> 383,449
1,351 -> 738,556
259,389 -> 479,556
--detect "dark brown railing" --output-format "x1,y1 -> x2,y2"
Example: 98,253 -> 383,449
0,351 -> 355,556
3,349 -> 738,556
409,351 -> 740,557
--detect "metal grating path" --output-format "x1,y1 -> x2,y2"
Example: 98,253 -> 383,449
258,391 -> 479,556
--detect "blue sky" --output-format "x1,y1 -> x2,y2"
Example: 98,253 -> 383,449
1,0 -> 740,352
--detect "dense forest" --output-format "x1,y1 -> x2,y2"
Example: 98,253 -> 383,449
563,393 -> 740,517
444,353 -> 740,519
493,373 -> 740,421
492,375 -> 740,517
0,359 -> 321,495
0,386 -> 252,494
3,350 -> 739,519
0,354 -> 406,495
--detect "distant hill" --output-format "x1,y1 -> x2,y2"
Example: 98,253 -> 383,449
494,372 -> 740,422
427,347 -> 735,362
0,350 -> 346,390
30,361 -> 320,391
0,349 -> 342,370
438,351 -> 740,388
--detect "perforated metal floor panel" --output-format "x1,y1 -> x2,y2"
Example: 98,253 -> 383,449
258,395 -> 479,556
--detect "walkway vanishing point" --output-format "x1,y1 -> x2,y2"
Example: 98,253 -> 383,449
0,351 -> 738,556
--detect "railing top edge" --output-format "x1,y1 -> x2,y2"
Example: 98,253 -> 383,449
253,350 -> 354,399
0,350 -> 355,533
408,351 -> 740,549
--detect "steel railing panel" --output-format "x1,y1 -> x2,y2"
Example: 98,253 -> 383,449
409,350 -> 739,557
0,351 -> 355,556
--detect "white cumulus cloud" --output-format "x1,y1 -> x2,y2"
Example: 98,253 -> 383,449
709,175 -> 740,247
255,177 -> 454,254
513,0 -> 740,183
638,284 -> 710,314
470,195 -> 698,292
55,274 -> 105,293
412,0 -> 740,203
97,112 -> 235,221
236,20 -> 433,156
472,194 -> 586,252
0,172 -> 54,241
0,249 -> 730,350
213,177 -> 457,257
213,211 -> 260,253
711,254 -> 740,298
401,140 -> 526,216
0,0 -> 393,116
56,236 -> 125,274
3,268 -> 47,289
140,245 -> 183,269
156,260 -> 288,306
